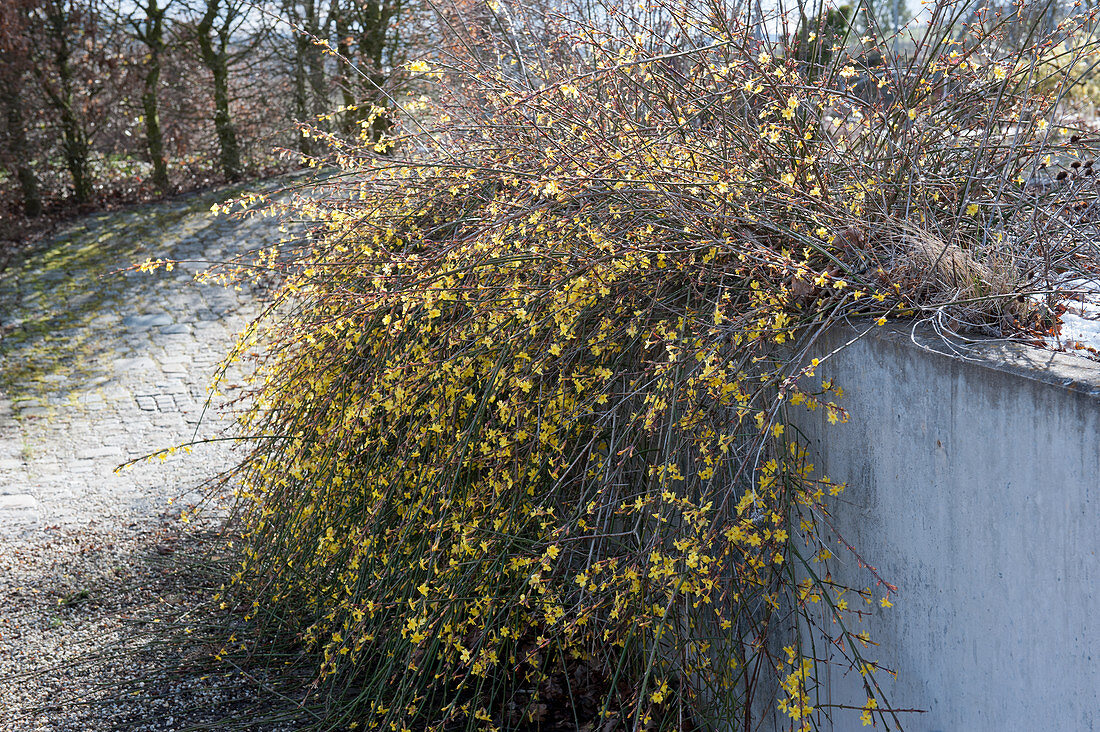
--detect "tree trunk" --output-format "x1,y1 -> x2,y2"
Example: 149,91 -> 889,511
47,0 -> 92,204
59,106 -> 92,204
140,0 -> 170,194
197,0 -> 242,181
209,56 -> 241,181
356,0 -> 395,140
292,33 -> 313,155
301,0 -> 327,128
335,10 -> 358,136
0,1 -> 42,217
0,74 -> 42,217
142,76 -> 169,193
142,81 -> 169,193
306,46 -> 327,127
56,86 -> 92,203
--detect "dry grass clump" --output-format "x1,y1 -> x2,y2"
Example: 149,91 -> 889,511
883,226 -> 1032,332
203,1 -> 1100,730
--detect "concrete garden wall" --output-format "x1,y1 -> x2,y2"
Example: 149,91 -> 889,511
788,323 -> 1100,731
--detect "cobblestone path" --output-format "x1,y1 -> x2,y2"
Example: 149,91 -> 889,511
0,182 -> 299,730
0,187 -> 274,536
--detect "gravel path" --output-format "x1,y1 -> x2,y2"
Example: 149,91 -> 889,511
0,183 -> 305,731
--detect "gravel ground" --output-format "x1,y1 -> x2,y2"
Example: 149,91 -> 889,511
0,519 -> 308,731
0,182 -> 312,731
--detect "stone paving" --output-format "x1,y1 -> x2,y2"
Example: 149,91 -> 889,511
0,182 -> 282,539
0,181 -> 312,730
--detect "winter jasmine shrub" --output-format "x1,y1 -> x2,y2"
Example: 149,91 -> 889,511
209,0 -> 1100,729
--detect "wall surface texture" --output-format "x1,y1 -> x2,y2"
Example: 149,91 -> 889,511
787,323 -> 1100,732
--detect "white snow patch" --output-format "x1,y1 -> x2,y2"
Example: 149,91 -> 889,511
1049,275 -> 1100,357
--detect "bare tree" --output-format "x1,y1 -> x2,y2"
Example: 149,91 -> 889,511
277,0 -> 330,154
332,0 -> 407,139
191,0 -> 265,180
34,0 -> 95,204
126,0 -> 174,194
0,0 -> 42,216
